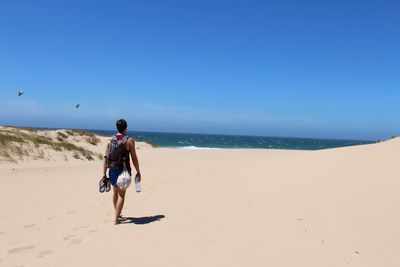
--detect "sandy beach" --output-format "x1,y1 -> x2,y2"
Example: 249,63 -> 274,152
1,128 -> 400,266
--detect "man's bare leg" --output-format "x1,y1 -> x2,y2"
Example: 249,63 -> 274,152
113,189 -> 118,210
113,186 -> 126,224
113,190 -> 124,218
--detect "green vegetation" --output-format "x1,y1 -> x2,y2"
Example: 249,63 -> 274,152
3,126 -> 38,132
65,129 -> 100,145
57,131 -> 68,142
55,141 -> 95,160
65,129 -> 96,137
86,136 -> 101,146
0,133 -> 25,144
0,127 -> 102,162
0,133 -> 25,162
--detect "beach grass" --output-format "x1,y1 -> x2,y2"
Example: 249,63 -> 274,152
0,127 -> 102,162
3,125 -> 39,132
64,129 -> 101,145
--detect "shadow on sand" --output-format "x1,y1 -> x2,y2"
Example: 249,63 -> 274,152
119,215 -> 165,225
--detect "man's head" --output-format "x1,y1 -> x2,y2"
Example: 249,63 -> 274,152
116,119 -> 128,134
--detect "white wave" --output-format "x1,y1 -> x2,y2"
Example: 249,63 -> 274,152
178,146 -> 220,150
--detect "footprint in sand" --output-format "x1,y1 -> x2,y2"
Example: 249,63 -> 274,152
62,235 -> 75,241
70,238 -> 82,245
47,217 -> 57,221
73,226 -> 88,231
38,250 -> 53,258
23,224 -> 36,229
88,229 -> 98,234
67,211 -> 76,215
7,245 -> 35,254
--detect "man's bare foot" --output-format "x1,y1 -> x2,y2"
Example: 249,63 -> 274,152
113,219 -> 120,225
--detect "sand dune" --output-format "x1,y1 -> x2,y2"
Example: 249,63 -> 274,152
0,130 -> 399,266
0,126 -> 153,163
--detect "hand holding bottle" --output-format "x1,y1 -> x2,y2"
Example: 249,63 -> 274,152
135,173 -> 141,192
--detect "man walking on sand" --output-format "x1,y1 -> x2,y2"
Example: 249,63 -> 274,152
103,119 -> 141,224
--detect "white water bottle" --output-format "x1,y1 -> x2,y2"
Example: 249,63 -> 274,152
135,174 -> 141,193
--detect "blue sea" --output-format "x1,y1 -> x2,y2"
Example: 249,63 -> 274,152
91,130 -> 373,150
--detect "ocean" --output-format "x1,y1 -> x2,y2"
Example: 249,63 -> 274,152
91,130 -> 373,150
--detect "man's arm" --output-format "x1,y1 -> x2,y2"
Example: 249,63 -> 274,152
128,139 -> 141,180
103,143 -> 109,178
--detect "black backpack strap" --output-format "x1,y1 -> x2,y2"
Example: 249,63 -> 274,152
122,135 -> 130,143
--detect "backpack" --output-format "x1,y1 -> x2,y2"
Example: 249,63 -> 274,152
106,135 -> 130,169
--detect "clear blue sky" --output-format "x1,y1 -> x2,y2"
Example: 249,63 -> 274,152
0,0 -> 399,140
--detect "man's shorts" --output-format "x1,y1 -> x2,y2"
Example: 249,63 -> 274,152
109,168 -> 132,187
